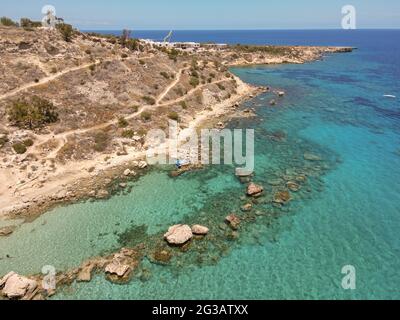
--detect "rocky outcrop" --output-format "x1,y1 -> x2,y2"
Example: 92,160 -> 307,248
104,248 -> 140,282
247,183 -> 264,197
191,225 -> 209,235
0,272 -> 38,300
241,203 -> 253,212
225,214 -> 241,230
164,224 -> 193,245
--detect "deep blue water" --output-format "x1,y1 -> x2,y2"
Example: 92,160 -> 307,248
1,30 -> 399,299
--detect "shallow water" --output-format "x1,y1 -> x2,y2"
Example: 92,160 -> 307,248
1,30 -> 399,299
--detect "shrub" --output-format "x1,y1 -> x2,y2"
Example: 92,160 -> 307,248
142,96 -> 155,105
189,77 -> 200,87
118,117 -> 129,128
0,135 -> 9,148
20,18 -> 41,28
160,71 -> 170,79
0,17 -> 18,27
126,38 -> 139,51
93,131 -> 109,152
121,53 -> 128,59
131,105 -> 139,112
85,49 -> 91,55
23,139 -> 34,147
179,101 -> 187,109
217,83 -> 226,90
141,111 -> 152,121
12,142 -> 27,154
168,111 -> 179,121
139,60 -> 146,65
56,23 -> 73,42
121,129 -> 134,138
89,64 -> 96,72
50,67 -> 57,74
7,96 -> 58,130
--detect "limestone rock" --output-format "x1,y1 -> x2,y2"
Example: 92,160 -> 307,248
1,272 -> 38,300
191,225 -> 209,235
123,169 -> 131,176
164,224 -> 193,245
273,191 -> 291,204
0,226 -> 15,237
247,183 -> 264,197
241,203 -> 253,212
105,262 -> 130,278
138,161 -> 148,169
225,214 -> 241,230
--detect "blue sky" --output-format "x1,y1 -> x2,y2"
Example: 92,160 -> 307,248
1,0 -> 399,30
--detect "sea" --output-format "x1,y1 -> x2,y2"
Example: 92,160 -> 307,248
0,30 -> 399,300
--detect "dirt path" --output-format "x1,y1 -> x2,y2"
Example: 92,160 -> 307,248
155,67 -> 189,105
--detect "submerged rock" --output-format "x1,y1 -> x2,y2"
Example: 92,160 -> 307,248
287,181 -> 300,192
191,225 -> 209,236
273,191 -> 291,204
152,249 -> 172,264
247,183 -> 264,197
304,153 -> 322,161
164,224 -> 193,245
0,272 -> 38,300
235,168 -> 253,177
241,203 -> 253,212
225,214 -> 241,230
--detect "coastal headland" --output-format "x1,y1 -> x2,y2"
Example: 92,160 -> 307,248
0,24 -> 352,299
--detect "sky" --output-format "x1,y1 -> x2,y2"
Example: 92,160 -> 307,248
1,0 -> 399,30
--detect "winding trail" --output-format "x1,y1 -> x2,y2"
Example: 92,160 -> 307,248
0,60 -> 101,101
155,67 -> 189,105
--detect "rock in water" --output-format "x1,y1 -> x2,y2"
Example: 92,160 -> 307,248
241,203 -> 253,212
164,224 -> 193,245
247,183 -> 264,197
123,169 -> 131,176
0,226 -> 15,237
191,225 -> 209,235
225,214 -> 241,230
304,153 -> 322,161
105,263 -> 130,278
0,272 -> 38,300
273,191 -> 291,204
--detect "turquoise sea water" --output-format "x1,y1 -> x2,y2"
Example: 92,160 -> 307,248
0,30 -> 399,299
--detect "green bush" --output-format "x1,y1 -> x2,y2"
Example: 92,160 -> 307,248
160,71 -> 170,79
0,135 -> 9,148
7,96 -> 58,130
142,96 -> 155,105
180,101 -> 187,109
20,18 -> 41,28
0,17 -> 18,27
168,111 -> 179,121
189,77 -> 200,87
121,129 -> 134,138
56,23 -> 74,42
93,131 -> 109,152
12,142 -> 27,154
118,117 -> 129,128
141,111 -> 152,121
23,139 -> 34,147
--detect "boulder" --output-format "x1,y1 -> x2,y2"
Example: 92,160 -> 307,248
1,272 -> 38,300
123,169 -> 131,176
164,224 -> 193,245
235,168 -> 253,177
191,225 -> 209,235
278,91 -> 285,97
0,226 -> 15,237
247,183 -> 264,197
241,203 -> 253,212
269,99 -> 276,106
96,189 -> 109,199
138,161 -> 148,169
77,263 -> 95,282
105,262 -> 130,278
225,214 -> 241,230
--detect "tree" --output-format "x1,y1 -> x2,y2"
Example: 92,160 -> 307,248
120,29 -> 131,46
8,96 -> 59,130
0,17 -> 18,27
56,23 -> 73,42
